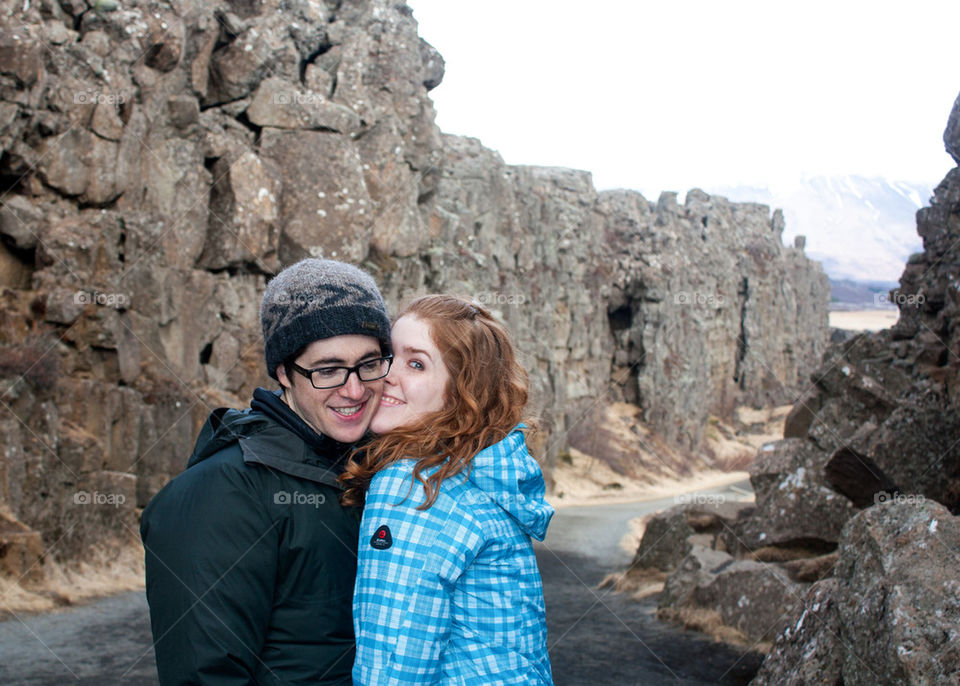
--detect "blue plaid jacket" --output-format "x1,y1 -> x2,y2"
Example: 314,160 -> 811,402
353,427 -> 555,685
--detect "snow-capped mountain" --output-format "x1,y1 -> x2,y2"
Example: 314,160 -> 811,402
704,176 -> 931,283
828,277 -> 899,310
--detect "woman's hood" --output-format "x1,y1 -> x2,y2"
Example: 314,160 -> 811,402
466,427 -> 554,541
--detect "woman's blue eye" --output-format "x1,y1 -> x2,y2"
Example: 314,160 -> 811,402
409,360 -> 424,370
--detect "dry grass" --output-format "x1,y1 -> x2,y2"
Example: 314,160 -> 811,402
549,447 -> 750,507
750,544 -> 824,563
550,400 -> 768,507
705,405 -> 791,472
598,568 -> 667,600
657,606 -> 773,653
0,542 -> 144,619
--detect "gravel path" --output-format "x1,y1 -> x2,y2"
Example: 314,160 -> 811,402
0,481 -> 762,684
0,590 -> 156,685
538,482 -> 763,685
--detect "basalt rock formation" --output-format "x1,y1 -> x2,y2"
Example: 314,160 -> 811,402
0,0 -> 827,576
632,93 -> 960,682
752,501 -> 960,685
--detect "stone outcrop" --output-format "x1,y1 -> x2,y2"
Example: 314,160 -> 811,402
603,191 -> 829,451
752,501 -> 960,685
627,500 -> 809,644
0,0 -> 827,575
637,92 -> 960,677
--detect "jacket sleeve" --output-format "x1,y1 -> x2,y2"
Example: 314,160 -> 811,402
379,502 -> 484,685
141,459 -> 280,685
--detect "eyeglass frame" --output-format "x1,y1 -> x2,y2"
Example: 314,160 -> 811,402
287,355 -> 394,390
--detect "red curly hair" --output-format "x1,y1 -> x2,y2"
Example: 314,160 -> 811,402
340,294 -> 532,509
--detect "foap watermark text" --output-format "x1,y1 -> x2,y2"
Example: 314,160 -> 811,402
74,290 -> 129,308
874,290 -> 925,308
476,292 -> 526,306
874,492 -> 925,506
74,90 -> 127,106
74,490 -> 126,507
274,490 -> 326,507
673,291 -> 725,307
675,492 -> 727,505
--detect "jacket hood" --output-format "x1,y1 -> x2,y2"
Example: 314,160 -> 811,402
186,403 -> 347,489
467,427 -> 554,541
188,407 -> 263,467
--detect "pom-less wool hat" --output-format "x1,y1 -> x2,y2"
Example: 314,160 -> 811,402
260,258 -> 391,380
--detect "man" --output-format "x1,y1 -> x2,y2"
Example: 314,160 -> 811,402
140,258 -> 392,685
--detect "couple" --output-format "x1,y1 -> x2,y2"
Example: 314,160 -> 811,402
140,259 -> 555,685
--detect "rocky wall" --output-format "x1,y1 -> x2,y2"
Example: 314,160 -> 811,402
635,92 -> 960,680
602,189 -> 828,451
0,0 -> 827,570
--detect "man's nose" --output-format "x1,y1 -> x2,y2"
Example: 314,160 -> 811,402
339,370 -> 365,398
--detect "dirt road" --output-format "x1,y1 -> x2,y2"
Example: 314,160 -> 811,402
0,481 -> 762,684
539,481 -> 763,684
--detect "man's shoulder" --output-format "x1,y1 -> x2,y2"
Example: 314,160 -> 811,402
146,440 -> 254,511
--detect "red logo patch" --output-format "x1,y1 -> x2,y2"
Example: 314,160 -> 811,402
370,524 -> 392,550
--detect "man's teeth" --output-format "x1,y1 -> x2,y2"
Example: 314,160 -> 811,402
334,405 -> 362,416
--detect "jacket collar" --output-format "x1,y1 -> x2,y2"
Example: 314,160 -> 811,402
187,388 -> 361,489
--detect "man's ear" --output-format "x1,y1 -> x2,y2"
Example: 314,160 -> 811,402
276,363 -> 293,391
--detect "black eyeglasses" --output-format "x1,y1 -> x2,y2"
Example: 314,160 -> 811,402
289,355 -> 393,390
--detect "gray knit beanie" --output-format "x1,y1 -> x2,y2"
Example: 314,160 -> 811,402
260,259 -> 391,380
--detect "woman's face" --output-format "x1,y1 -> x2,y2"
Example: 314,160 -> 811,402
370,314 -> 451,433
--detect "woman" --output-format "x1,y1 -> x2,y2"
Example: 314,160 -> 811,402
341,295 -> 555,685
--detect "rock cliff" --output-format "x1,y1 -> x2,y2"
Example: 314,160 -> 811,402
629,92 -> 960,684
0,0 -> 827,574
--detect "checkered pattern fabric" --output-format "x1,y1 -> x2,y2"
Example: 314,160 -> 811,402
353,428 -> 555,685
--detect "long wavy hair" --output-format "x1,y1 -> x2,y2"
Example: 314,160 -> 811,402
340,294 -> 532,509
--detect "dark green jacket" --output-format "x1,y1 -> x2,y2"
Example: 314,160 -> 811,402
141,390 -> 360,685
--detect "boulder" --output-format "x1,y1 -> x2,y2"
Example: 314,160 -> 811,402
0,195 -> 45,250
864,389 -> 960,513
630,501 -> 752,572
732,438 -> 856,550
631,506 -> 695,572
945,91 -> 960,165
419,38 -> 445,90
692,558 -> 804,643
143,12 -> 184,73
781,387 -> 820,439
0,29 -> 43,87
660,545 -> 735,608
658,545 -> 804,644
197,151 -> 282,271
753,501 -> 960,685
246,77 -> 363,133
259,128 -> 373,264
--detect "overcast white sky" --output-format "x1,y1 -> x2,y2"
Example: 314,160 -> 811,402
406,0 -> 960,198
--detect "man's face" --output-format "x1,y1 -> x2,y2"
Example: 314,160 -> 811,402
276,335 -> 385,443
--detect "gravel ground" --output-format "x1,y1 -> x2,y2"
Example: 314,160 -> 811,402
0,481 -> 762,684
0,590 -> 156,685
539,548 -> 762,684
538,483 -> 763,685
